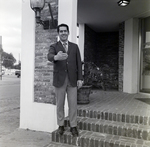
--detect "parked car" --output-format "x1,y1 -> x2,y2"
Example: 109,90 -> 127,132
15,70 -> 21,78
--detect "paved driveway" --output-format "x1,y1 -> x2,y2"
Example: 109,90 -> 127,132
0,75 -> 20,138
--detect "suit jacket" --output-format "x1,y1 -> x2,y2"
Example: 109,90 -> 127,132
47,41 -> 83,88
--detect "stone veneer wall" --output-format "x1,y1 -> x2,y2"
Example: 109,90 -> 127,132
84,25 -> 119,90
34,0 -> 58,104
118,22 -> 125,91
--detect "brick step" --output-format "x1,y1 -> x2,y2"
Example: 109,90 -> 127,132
52,127 -> 150,147
64,117 -> 150,141
77,108 -> 150,126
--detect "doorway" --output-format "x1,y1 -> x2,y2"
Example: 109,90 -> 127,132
140,16 -> 150,93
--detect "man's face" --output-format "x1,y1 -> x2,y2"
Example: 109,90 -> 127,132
58,26 -> 69,42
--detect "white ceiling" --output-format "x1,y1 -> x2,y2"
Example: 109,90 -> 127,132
77,0 -> 150,32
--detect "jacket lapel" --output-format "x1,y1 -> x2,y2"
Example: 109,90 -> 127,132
68,41 -> 71,55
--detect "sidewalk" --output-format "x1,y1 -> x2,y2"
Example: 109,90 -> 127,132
0,128 -> 76,147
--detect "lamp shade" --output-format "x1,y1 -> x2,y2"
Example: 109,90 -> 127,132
30,0 -> 45,10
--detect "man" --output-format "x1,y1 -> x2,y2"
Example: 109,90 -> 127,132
47,24 -> 83,136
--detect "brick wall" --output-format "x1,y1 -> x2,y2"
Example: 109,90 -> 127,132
34,0 -> 58,104
84,25 -> 97,63
96,32 -> 119,90
84,25 -> 119,90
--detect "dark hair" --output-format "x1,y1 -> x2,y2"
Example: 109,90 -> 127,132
57,24 -> 69,33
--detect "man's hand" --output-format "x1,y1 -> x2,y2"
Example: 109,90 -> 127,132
77,80 -> 83,89
54,51 -> 68,61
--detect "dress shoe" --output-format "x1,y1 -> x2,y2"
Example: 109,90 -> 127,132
70,127 -> 79,137
58,126 -> 64,135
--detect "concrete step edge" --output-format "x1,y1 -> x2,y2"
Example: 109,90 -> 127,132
64,117 -> 150,141
77,108 -> 150,126
52,128 -> 150,147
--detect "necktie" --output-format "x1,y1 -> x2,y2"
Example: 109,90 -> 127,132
63,42 -> 68,52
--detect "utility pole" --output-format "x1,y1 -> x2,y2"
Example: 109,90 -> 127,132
0,36 -> 2,80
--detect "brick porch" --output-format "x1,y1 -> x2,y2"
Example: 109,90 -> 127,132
52,90 -> 150,147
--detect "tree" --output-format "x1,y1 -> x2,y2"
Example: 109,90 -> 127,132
14,61 -> 21,70
2,51 -> 16,69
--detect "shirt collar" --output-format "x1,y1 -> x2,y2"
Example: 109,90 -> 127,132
60,41 -> 68,46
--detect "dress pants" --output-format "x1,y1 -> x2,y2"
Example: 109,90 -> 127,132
55,75 -> 77,127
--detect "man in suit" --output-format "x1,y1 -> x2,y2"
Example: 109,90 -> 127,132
47,23 -> 83,136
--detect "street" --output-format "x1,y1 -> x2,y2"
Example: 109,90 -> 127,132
0,75 -> 20,138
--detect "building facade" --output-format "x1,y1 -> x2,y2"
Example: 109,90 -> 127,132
20,0 -> 150,132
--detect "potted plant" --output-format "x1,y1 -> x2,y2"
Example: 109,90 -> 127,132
83,62 -> 109,90
77,61 -> 112,104
77,61 -> 92,104
77,85 -> 92,104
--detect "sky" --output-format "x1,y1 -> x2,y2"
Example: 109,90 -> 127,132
0,0 -> 21,64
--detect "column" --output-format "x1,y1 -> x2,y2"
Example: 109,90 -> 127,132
20,0 -> 57,132
20,0 -> 78,132
123,18 -> 139,93
78,24 -> 85,61
58,0 -> 78,43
